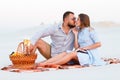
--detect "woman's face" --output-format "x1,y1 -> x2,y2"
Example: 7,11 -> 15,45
76,17 -> 81,27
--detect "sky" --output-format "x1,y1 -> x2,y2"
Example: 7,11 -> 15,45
0,0 -> 120,28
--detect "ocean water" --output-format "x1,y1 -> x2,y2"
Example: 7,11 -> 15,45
0,25 -> 120,67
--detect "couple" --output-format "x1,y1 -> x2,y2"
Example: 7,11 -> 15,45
29,11 -> 106,67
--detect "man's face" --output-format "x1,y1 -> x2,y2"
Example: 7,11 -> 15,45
66,14 -> 76,28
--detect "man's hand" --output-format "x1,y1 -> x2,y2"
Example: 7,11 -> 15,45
28,44 -> 36,54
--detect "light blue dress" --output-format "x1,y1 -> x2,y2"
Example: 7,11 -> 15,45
77,27 -> 106,66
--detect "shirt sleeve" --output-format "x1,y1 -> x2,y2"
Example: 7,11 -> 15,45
30,25 -> 55,45
90,29 -> 100,43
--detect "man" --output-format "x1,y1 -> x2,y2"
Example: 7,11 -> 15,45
30,11 -> 76,59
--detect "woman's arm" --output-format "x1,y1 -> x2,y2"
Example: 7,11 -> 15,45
72,28 -> 79,49
83,28 -> 101,50
74,33 -> 79,49
82,42 -> 101,50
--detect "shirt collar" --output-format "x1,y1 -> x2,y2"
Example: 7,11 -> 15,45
58,23 -> 62,29
58,23 -> 72,34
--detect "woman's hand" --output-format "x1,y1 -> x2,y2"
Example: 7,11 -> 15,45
72,27 -> 78,35
75,48 -> 86,52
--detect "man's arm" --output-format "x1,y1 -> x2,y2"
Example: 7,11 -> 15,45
30,25 -> 55,45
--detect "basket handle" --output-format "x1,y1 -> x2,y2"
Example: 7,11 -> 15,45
17,42 -> 30,54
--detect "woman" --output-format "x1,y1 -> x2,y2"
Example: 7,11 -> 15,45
73,13 -> 106,66
37,13 -> 106,66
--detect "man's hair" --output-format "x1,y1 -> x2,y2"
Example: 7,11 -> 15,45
63,11 -> 74,21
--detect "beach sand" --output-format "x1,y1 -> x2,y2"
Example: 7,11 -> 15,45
0,63 -> 120,80
0,24 -> 120,80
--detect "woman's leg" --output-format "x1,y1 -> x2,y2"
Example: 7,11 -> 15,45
51,51 -> 77,65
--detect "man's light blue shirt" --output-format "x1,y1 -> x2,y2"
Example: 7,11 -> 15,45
31,24 -> 74,56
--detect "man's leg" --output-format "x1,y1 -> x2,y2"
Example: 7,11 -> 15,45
36,39 -> 51,59
43,52 -> 67,63
36,52 -> 67,66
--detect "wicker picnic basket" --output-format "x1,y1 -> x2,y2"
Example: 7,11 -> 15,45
9,40 -> 37,69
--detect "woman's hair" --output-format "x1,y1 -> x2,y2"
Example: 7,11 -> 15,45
78,13 -> 90,27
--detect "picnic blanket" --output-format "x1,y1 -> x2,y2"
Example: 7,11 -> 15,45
1,58 -> 120,73
1,64 -> 83,73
